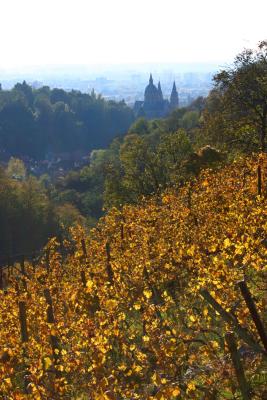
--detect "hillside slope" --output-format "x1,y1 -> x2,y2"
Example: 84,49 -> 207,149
0,155 -> 266,399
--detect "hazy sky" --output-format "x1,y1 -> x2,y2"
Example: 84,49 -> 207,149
1,0 -> 266,68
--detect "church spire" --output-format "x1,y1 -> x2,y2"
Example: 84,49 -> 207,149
170,81 -> 179,110
158,81 -> 163,101
149,73 -> 153,85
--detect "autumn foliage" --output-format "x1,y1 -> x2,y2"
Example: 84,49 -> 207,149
0,155 -> 266,399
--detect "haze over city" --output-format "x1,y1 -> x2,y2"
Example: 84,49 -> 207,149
1,0 -> 266,68
1,0 -> 266,104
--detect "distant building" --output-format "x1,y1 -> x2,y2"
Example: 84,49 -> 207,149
133,74 -> 179,119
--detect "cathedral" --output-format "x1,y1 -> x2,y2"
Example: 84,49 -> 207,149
133,74 -> 179,119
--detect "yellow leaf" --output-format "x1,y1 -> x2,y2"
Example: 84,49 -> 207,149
172,387 -> 180,396
187,381 -> 196,392
70,292 -> 76,302
105,299 -> 117,310
50,328 -> 57,336
126,369 -> 132,376
86,279 -> 94,290
211,341 -> 219,349
133,302 -> 141,310
143,289 -> 152,299
43,357 -> 52,370
118,312 -> 126,320
118,364 -> 127,371
187,245 -> 196,256
4,378 -> 12,386
203,307 -> 209,317
223,238 -> 231,248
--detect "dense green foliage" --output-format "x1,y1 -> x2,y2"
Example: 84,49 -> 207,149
56,97 -> 217,216
0,167 -> 57,258
200,40 -> 267,153
1,41 -> 266,261
0,83 -> 134,159
0,163 -> 85,260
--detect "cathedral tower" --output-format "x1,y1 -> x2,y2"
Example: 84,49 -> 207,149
158,81 -> 163,101
133,75 -> 179,119
170,81 -> 179,110
142,74 -> 163,118
144,74 -> 159,105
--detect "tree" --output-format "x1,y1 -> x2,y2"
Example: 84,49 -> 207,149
0,172 -> 60,257
55,203 -> 85,231
214,41 -> 267,151
14,81 -> 34,108
103,130 -> 194,207
128,117 -> 150,135
181,110 -> 200,130
157,129 -> 193,183
7,157 -> 26,180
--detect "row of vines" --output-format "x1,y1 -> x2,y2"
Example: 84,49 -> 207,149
0,155 -> 266,399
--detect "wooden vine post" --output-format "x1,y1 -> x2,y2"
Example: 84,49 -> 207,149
19,301 -> 29,345
120,214 -> 127,250
43,287 -> 63,398
225,332 -> 251,400
80,270 -> 87,288
80,239 -> 101,314
200,289 -> 266,355
187,180 -> 193,209
20,255 -> 28,291
106,242 -> 114,284
0,267 -> 3,290
238,280 -> 267,352
81,239 -> 88,287
18,301 -> 31,393
43,289 -> 61,367
142,266 -> 177,337
120,222 -> 124,241
257,165 -> 262,196
142,265 -> 163,334
81,238 -> 87,259
58,235 -> 65,259
200,286 -> 267,399
143,266 -> 163,306
45,249 -> 50,273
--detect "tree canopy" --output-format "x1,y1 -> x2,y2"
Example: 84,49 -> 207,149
0,84 -> 134,160
213,40 -> 267,151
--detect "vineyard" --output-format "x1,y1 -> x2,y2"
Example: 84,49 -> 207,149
0,155 -> 267,399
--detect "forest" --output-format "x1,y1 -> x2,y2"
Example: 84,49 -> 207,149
0,83 -> 134,159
